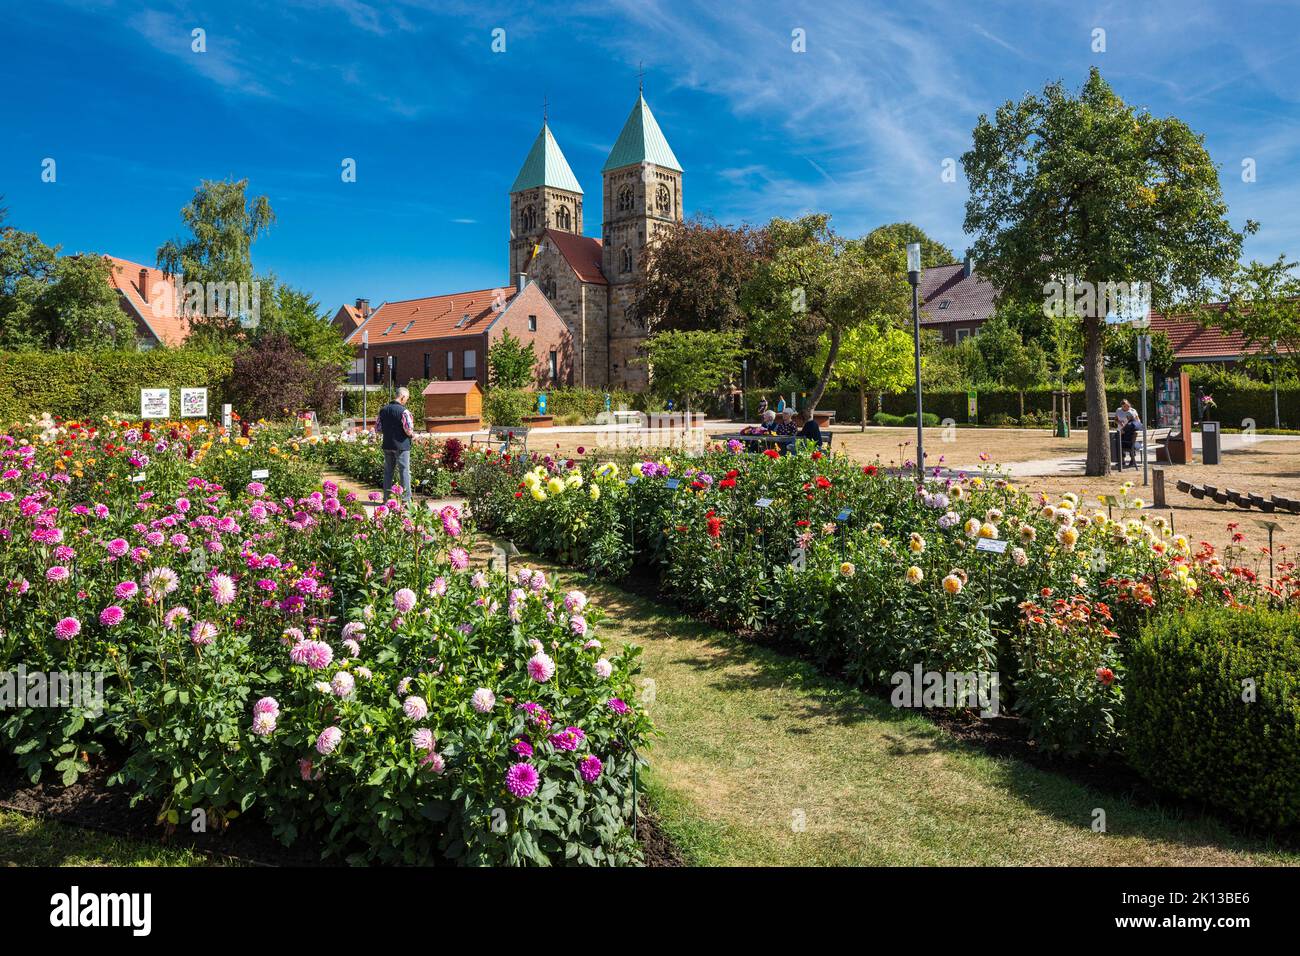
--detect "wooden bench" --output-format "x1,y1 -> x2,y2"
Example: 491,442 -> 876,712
470,425 -> 530,453
1132,426 -> 1172,462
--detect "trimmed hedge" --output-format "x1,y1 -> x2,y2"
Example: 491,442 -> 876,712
0,349 -> 233,426
1127,607 -> 1300,830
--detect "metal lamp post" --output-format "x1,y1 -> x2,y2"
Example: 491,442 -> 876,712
361,329 -> 369,428
907,242 -> 924,480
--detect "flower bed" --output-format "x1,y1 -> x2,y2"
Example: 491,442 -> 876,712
303,430 -> 463,499
462,443 -> 1295,795
1,421 -> 651,865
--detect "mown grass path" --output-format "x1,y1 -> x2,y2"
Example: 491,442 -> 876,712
530,560 -> 1298,866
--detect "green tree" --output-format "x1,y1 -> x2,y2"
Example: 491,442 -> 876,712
814,323 -> 914,430
865,223 -> 956,268
963,68 -> 1249,474
743,215 -> 911,414
252,279 -> 349,368
639,329 -> 745,411
157,178 -> 275,348
1217,255 -> 1300,381
488,329 -> 537,388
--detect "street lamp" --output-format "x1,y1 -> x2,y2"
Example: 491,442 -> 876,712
907,242 -> 924,480
361,329 -> 369,428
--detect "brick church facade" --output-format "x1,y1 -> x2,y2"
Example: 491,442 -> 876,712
509,93 -> 683,390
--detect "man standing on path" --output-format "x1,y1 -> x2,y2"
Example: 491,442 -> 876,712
375,387 -> 414,504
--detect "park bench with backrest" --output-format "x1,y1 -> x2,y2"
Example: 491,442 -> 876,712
470,425 -> 530,454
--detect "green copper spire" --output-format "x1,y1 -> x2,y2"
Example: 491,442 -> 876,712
602,95 -> 682,173
511,122 -> 583,194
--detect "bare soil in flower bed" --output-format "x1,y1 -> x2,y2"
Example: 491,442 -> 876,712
0,753 -> 332,867
0,753 -> 681,867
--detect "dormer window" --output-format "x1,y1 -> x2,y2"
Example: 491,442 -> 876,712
938,300 -> 950,310
455,314 -> 470,328
382,322 -> 396,335
401,320 -> 415,333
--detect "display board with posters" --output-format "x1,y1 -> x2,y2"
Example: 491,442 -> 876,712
180,388 -> 208,419
140,388 -> 170,420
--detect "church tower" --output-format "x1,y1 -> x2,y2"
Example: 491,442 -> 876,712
601,93 -> 683,388
509,121 -> 584,280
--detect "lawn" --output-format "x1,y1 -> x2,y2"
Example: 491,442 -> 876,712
540,565 -> 1297,866
0,809 -> 230,867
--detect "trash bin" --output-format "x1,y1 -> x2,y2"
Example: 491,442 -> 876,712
1202,420 -> 1221,465
1055,417 -> 1069,438
1109,429 -> 1123,469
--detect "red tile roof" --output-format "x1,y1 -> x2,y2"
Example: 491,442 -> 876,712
543,229 -> 606,285
918,262 -> 996,326
345,286 -> 517,344
1147,304 -> 1279,362
104,255 -> 192,346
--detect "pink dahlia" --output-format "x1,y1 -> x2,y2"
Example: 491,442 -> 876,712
315,726 -> 343,755
564,590 -> 588,613
393,587 -> 417,613
105,538 -> 129,558
607,698 -> 629,715
46,566 -> 70,583
330,671 -> 355,697
449,547 -> 469,571
190,620 -> 217,646
210,573 -> 237,606
114,580 -> 139,601
471,687 -> 496,713
411,728 -> 435,751
98,605 -> 125,628
252,712 -> 277,736
549,726 -> 586,751
403,695 -> 429,720
505,762 -> 540,799
253,696 -> 279,716
54,616 -> 81,641
527,652 -> 556,683
579,755 -> 603,783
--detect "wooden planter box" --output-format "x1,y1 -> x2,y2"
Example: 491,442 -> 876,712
522,414 -> 554,428
425,416 -> 481,433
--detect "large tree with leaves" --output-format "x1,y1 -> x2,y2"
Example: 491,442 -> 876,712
630,216 -> 770,333
962,68 -> 1249,474
157,178 -> 275,347
866,223 -> 956,268
638,329 -> 745,411
1217,256 -> 1300,380
743,215 -> 911,414
813,323 -> 914,429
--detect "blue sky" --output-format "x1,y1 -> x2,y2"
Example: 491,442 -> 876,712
3,0 -> 1299,311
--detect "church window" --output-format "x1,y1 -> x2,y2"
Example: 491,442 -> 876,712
656,183 -> 672,216
554,205 -> 571,230
520,205 -> 537,232
620,247 -> 633,274
617,185 -> 634,213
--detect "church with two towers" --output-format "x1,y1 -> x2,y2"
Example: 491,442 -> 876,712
508,92 -> 683,390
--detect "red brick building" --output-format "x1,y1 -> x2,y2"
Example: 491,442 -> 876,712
341,278 -> 573,389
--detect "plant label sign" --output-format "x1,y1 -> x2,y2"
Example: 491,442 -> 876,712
755,498 -> 773,509
130,473 -> 146,483
180,387 -> 208,419
665,478 -> 680,491
140,388 -> 170,420
626,476 -> 639,486
836,509 -> 852,523
251,468 -> 270,480
975,538 -> 1008,555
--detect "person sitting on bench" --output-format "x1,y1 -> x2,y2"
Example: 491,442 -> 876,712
788,409 -> 822,454
1116,399 -> 1141,467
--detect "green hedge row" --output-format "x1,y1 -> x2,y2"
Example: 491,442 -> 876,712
0,350 -> 234,426
1127,607 -> 1300,829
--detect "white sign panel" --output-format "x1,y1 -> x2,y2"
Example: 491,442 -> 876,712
140,388 -> 170,420
180,387 -> 208,419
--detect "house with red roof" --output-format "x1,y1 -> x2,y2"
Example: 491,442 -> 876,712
918,256 -> 996,343
104,255 -> 192,347
340,277 -> 572,390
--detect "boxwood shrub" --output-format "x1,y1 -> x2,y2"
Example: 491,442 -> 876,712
1127,607 -> 1300,829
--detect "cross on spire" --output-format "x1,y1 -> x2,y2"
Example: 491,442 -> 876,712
542,94 -> 548,123
637,61 -> 645,94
